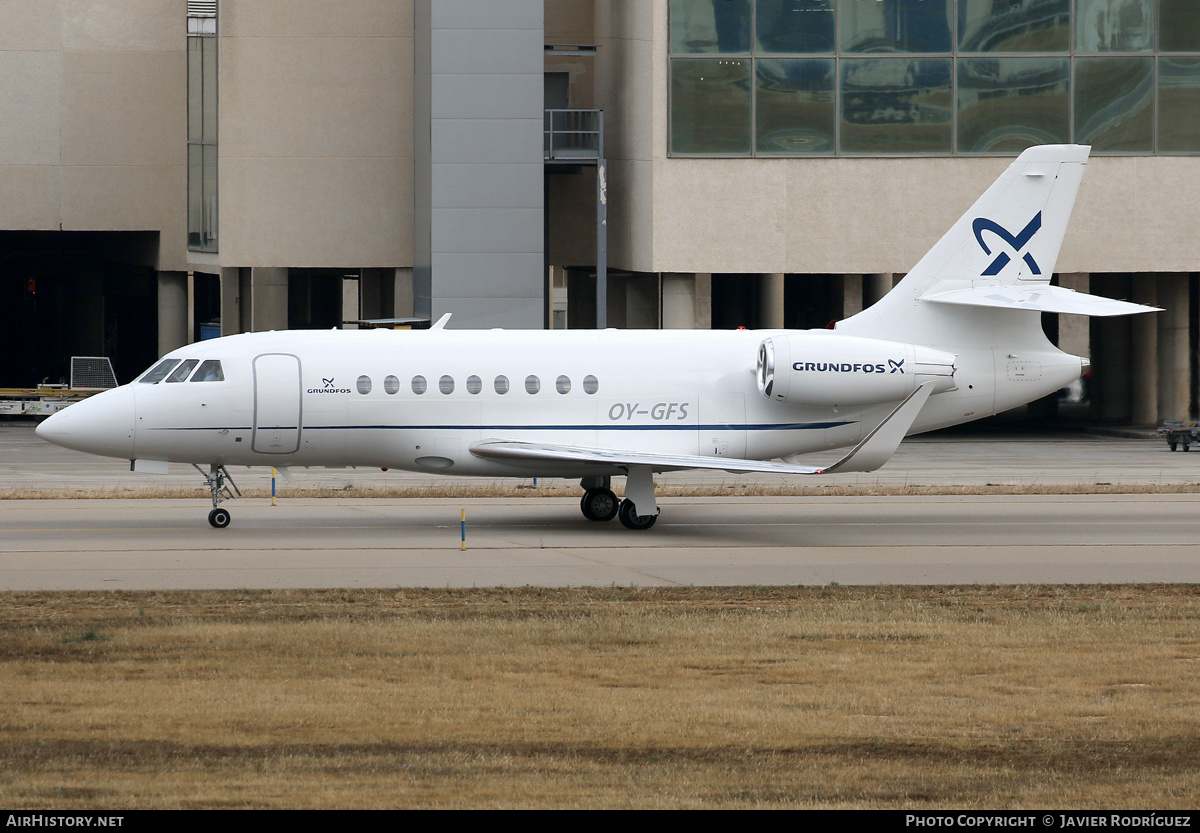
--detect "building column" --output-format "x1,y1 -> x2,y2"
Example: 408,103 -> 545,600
662,273 -> 697,329
157,271 -> 188,358
250,267 -> 288,332
1158,273 -> 1190,422
219,268 -> 240,337
693,273 -> 712,329
758,273 -> 785,329
626,274 -> 658,329
864,273 -> 893,308
342,275 -> 359,329
393,267 -> 415,319
842,274 -> 864,319
1131,275 -> 1158,425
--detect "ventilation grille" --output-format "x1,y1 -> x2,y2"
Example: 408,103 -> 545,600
187,1 -> 216,17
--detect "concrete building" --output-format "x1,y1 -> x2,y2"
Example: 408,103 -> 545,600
2,0 -> 1198,424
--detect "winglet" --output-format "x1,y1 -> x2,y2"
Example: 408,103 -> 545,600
819,382 -> 935,474
431,313 -> 452,330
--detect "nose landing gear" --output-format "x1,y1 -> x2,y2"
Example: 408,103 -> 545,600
194,463 -> 241,528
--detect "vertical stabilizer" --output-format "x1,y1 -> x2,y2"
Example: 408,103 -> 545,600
838,145 -> 1090,344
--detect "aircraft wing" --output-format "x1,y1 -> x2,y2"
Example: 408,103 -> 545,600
470,382 -> 935,476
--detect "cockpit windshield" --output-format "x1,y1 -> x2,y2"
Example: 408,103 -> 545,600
138,359 -> 181,384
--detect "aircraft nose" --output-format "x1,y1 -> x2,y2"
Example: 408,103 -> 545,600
36,385 -> 136,460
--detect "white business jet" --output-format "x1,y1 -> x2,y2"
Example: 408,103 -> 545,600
37,145 -> 1155,530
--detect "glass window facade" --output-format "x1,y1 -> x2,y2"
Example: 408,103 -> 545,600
669,0 -> 1200,155
187,16 -> 218,249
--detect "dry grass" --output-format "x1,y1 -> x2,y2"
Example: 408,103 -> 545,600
1,586 -> 1199,808
4,481 -> 1200,501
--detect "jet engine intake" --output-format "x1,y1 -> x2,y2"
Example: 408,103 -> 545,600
757,333 -> 955,407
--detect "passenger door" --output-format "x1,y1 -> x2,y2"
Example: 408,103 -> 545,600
252,353 -> 302,454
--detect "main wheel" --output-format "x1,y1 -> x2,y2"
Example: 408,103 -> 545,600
208,507 -> 231,528
617,498 -> 658,531
580,488 -> 619,522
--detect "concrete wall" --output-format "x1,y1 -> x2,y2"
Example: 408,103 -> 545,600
216,0 -> 412,268
0,0 -> 186,270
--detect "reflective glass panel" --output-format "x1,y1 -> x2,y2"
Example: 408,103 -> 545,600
1075,57 -> 1153,151
1158,57 -> 1200,151
556,375 -> 572,394
467,375 -> 482,394
187,38 -> 202,142
957,58 -> 1069,152
411,375 -> 427,394
384,375 -> 399,394
839,58 -> 952,153
1160,0 -> 1200,52
756,0 -> 833,53
671,58 -> 753,154
139,359 -> 180,384
187,144 -> 204,249
670,0 -> 751,53
1076,0 -> 1153,52
756,59 -> 835,154
202,35 -> 218,143
439,375 -> 454,395
167,360 -> 199,383
494,375 -> 510,394
957,0 -> 1068,53
525,375 -> 541,394
356,375 -> 371,395
839,0 -> 952,54
583,375 -> 599,394
191,360 -> 224,382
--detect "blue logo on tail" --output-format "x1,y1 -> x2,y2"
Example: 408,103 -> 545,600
972,213 -> 1042,276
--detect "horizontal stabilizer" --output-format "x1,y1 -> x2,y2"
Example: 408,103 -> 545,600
469,383 -> 934,477
921,284 -> 1160,317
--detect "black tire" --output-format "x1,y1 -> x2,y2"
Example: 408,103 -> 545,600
1170,441 -> 1178,451
617,498 -> 657,531
208,507 -> 231,529
580,489 -> 619,522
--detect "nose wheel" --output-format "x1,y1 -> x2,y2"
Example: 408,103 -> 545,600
195,463 -> 240,529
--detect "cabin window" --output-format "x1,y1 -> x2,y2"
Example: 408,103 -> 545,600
555,375 -> 571,394
439,375 -> 455,394
356,375 -> 372,395
384,375 -> 400,395
191,359 -> 224,382
466,375 -> 482,395
583,374 -> 599,394
139,359 -> 180,384
166,359 -> 200,383
525,375 -> 540,394
494,375 -> 510,394
412,375 -> 427,394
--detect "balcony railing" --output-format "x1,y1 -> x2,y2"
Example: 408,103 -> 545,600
544,109 -> 603,162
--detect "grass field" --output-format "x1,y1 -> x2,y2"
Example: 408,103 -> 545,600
1,586 -> 1198,809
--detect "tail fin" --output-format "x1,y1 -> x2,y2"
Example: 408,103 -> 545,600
838,145 -> 1092,344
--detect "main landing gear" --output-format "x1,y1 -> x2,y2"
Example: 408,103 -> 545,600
578,472 -> 659,531
194,463 -> 241,528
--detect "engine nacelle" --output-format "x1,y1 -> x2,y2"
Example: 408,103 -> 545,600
757,333 -> 956,407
